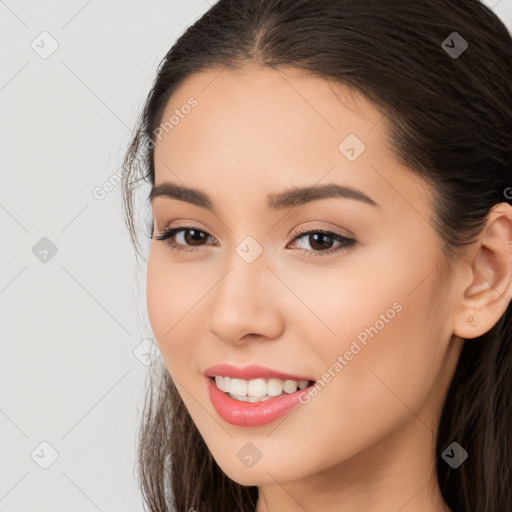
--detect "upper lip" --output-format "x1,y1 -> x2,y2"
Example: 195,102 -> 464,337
204,363 -> 314,382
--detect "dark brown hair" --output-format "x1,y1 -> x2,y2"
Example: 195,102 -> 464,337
121,1 -> 512,511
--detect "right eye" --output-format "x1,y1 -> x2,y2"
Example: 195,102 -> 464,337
155,226 -> 217,253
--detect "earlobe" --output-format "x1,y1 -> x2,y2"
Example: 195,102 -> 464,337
467,315 -> 478,328
453,202 -> 512,340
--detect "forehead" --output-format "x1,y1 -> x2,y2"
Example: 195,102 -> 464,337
155,65 -> 383,150
152,65 -> 430,219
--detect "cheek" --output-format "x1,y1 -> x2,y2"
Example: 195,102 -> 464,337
146,248 -> 170,340
275,254 -> 446,435
308,268 -> 446,438
146,248 -> 200,370
146,247 -> 235,386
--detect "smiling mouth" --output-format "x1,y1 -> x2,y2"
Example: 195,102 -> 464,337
209,375 -> 316,402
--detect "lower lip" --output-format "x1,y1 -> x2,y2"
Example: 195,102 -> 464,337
206,377 -> 312,427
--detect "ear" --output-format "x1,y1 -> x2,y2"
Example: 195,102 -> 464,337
453,202 -> 512,340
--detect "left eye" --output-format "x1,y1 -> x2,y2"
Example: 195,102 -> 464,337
289,229 -> 356,257
154,226 -> 357,258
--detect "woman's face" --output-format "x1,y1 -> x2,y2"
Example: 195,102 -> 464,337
147,65 -> 463,486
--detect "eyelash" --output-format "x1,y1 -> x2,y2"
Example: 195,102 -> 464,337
154,225 -> 357,258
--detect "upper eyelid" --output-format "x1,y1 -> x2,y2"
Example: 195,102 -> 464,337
291,225 -> 352,238
153,211 -> 356,238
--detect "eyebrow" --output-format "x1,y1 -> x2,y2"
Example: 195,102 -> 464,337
148,181 -> 379,214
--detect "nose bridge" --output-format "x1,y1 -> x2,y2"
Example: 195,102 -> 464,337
218,231 -> 269,295
207,239 -> 283,343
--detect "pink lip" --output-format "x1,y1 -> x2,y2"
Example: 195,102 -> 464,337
206,376 -> 313,427
204,363 -> 314,382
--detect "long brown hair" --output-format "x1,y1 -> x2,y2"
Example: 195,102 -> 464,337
121,1 -> 512,510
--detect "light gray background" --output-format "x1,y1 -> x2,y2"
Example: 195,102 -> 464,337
1,1 -> 511,511
0,1 -> 211,511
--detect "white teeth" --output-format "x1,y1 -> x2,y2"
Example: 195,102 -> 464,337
267,378 -> 284,397
247,378 -> 267,397
215,375 -> 227,392
228,394 -> 273,402
282,379 -> 298,393
230,378 -> 248,397
214,375 -> 311,399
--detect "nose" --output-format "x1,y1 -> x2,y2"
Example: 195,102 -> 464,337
208,254 -> 285,346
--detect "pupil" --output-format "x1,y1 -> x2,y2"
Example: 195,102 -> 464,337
186,229 -> 206,245
310,233 -> 332,250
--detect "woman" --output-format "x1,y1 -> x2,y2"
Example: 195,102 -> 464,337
121,1 -> 512,511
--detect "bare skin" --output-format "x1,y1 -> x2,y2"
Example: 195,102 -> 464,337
146,64 -> 512,512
